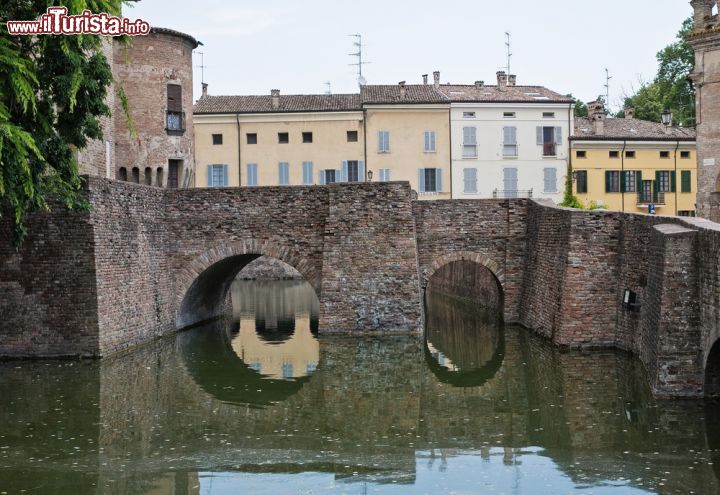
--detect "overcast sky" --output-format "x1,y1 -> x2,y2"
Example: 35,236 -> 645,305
126,0 -> 693,112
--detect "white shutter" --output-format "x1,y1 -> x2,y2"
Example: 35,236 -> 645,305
463,127 -> 476,145
418,169 -> 426,192
536,127 -> 544,145
544,167 -> 557,192
319,169 -> 326,185
435,169 -> 442,192
358,160 -> 365,182
554,126 -> 563,145
463,168 -> 477,193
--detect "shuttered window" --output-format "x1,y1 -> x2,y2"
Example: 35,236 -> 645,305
503,168 -> 518,196
503,127 -> 518,157
543,168 -> 557,193
681,170 -> 692,193
424,131 -> 436,152
605,171 -> 620,192
207,164 -> 228,187
419,168 -> 442,193
462,127 -> 477,158
166,84 -> 183,132
379,169 -> 390,182
302,161 -> 314,185
246,163 -> 258,186
621,171 -> 637,193
278,162 -> 290,185
463,168 -> 478,193
378,131 -> 390,152
575,170 -> 588,193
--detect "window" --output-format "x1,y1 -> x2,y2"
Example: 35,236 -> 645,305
681,170 -> 692,193
503,112 -> 516,118
168,160 -> 180,189
424,131 -> 436,152
543,112 -> 555,118
576,150 -> 587,158
321,169 -> 336,184
378,131 -> 390,152
609,150 -> 620,158
345,160 -> 361,182
144,167 -> 152,185
212,134 -> 223,145
656,171 -> 673,192
118,167 -> 127,181
347,130 -> 358,142
622,171 -> 637,192
504,168 -> 518,196
625,150 -> 636,158
536,126 -> 561,156
166,84 -> 183,133
156,167 -> 163,187
679,210 -> 696,217
278,162 -> 290,185
207,164 -> 228,187
681,151 -> 691,159
246,163 -> 258,186
278,132 -> 289,144
302,161 -> 314,185
462,127 -> 477,158
463,168 -> 478,193
463,111 -> 476,118
379,169 -> 390,182
503,127 -> 518,157
605,170 -> 620,192
247,133 -> 257,144
131,167 -> 140,183
575,170 -> 588,193
660,151 -> 670,159
419,168 -> 442,192
302,132 -> 313,143
543,168 -> 557,192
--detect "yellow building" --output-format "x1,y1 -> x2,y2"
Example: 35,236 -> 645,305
570,104 -> 697,216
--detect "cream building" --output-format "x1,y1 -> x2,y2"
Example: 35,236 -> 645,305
438,72 -> 574,201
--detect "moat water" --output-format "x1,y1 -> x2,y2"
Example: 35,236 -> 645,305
2,280 -> 720,494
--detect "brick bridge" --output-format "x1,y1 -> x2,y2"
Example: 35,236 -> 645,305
1,177 -> 720,397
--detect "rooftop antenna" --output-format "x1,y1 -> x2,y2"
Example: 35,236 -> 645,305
348,34 -> 370,87
324,81 -> 332,95
196,51 -> 207,85
505,32 -> 512,74
604,68 -> 613,113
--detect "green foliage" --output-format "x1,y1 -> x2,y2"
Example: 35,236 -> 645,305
0,1 -> 123,246
565,94 -> 588,117
622,17 -> 696,126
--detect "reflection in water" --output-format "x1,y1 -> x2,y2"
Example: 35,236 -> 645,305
1,281 -> 720,494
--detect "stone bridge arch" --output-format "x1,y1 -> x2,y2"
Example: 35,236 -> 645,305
421,251 -> 505,290
176,239 -> 321,329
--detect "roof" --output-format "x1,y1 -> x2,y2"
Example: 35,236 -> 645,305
438,84 -> 574,104
150,27 -> 199,49
571,117 -> 696,141
193,93 -> 362,114
360,84 -> 449,104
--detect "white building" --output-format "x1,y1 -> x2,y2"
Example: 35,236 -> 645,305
439,72 -> 574,201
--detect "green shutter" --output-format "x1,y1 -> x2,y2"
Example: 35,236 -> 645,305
681,170 -> 691,193
670,171 -> 677,193
620,171 -> 627,193
653,172 -> 659,202
605,171 -> 611,193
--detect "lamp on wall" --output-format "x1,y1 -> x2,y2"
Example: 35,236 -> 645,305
367,170 -> 373,182
661,109 -> 673,127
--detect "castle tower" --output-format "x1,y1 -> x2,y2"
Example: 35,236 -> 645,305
688,0 -> 720,221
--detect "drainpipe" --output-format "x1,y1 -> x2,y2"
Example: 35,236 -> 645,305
620,139 -> 624,213
567,103 -> 572,202
674,139 -> 680,215
362,107 -> 368,181
236,113 -> 242,187
448,105 -> 453,198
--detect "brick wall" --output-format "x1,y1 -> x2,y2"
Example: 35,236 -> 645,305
426,260 -> 502,314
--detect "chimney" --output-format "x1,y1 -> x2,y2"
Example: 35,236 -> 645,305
496,71 -> 508,88
507,74 -> 517,87
398,81 -> 406,99
271,89 -> 280,110
201,82 -> 208,97
422,74 -> 428,85
588,100 -> 606,135
624,107 -> 635,119
433,70 -> 440,89
475,80 -> 484,89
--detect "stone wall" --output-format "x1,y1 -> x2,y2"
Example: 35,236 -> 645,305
426,260 -> 502,315
236,255 -> 302,280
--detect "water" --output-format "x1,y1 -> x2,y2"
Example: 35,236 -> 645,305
1,280 -> 719,494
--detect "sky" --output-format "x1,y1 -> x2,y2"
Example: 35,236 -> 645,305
126,0 -> 694,113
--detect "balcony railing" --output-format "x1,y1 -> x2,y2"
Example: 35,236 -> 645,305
637,191 -> 666,206
493,189 -> 533,199
543,142 -> 556,156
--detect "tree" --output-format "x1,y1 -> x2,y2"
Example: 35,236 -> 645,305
0,1 -> 123,245
621,17 -> 695,126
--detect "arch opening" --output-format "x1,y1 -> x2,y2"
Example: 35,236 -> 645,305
705,339 -> 720,397
117,167 -> 127,181
144,167 -> 152,185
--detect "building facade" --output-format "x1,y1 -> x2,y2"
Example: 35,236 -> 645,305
570,103 -> 697,215
688,0 -> 720,222
78,27 -> 199,188
438,72 -> 573,201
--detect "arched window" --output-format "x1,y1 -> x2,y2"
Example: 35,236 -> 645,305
131,167 -> 140,183
144,167 -> 152,185
156,167 -> 164,187
118,167 -> 127,181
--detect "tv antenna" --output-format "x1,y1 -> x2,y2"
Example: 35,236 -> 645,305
505,32 -> 512,74
349,34 -> 370,87
604,68 -> 613,112
324,81 -> 332,95
196,51 -> 207,85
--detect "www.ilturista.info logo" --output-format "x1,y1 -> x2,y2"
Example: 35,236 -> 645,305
6,7 -> 150,36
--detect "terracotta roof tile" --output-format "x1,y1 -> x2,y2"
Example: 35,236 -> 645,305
572,117 -> 696,141
360,84 -> 449,104
193,93 -> 362,114
438,84 -> 574,103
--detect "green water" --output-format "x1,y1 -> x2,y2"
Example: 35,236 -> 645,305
1,280 -> 718,494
